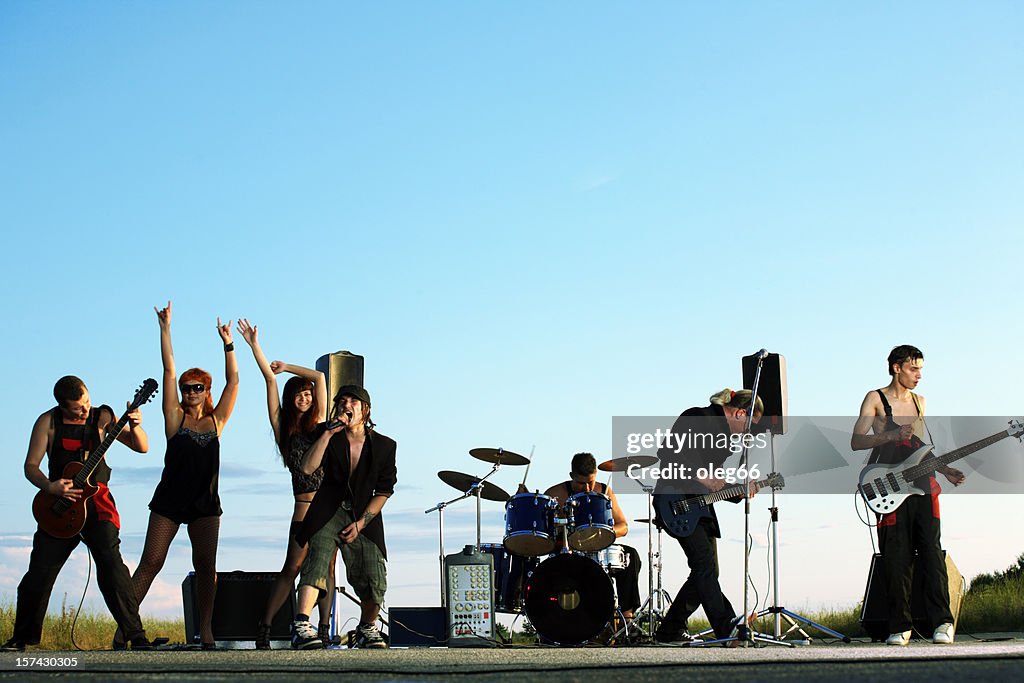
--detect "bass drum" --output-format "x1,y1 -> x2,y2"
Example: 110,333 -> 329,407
524,553 -> 614,645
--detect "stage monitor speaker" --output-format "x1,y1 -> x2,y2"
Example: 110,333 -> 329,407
388,607 -> 447,647
316,350 -> 365,405
742,351 -> 788,435
182,571 -> 296,644
859,551 -> 965,641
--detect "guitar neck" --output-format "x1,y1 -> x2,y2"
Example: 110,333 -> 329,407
700,478 -> 766,506
73,413 -> 131,487
902,430 -> 1009,481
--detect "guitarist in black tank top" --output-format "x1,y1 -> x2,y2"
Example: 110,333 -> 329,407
2,376 -> 151,652
851,345 -> 964,646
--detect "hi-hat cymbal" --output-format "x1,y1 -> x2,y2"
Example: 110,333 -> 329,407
598,455 -> 658,472
438,470 -> 510,502
469,447 -> 530,466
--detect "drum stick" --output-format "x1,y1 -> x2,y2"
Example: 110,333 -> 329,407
520,445 -> 535,487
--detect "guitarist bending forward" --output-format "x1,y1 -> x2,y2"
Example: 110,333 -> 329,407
852,345 -> 962,646
653,388 -> 763,646
2,376 -> 151,652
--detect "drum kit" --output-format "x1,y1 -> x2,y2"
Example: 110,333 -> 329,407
426,447 -> 672,645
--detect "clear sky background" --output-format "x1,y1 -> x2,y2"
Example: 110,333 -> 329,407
1,2 -> 1022,633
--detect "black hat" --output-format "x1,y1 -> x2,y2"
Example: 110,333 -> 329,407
335,384 -> 371,406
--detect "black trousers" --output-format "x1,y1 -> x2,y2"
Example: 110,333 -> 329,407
877,494 -> 953,633
13,507 -> 145,644
657,518 -> 736,639
613,545 -> 642,612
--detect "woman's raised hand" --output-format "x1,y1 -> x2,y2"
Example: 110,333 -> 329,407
154,301 -> 172,328
237,318 -> 257,346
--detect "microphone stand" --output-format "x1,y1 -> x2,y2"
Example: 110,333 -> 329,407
692,350 -> 792,648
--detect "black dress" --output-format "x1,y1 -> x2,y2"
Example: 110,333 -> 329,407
149,425 -> 222,524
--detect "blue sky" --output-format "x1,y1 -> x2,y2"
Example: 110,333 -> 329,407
1,2 -> 1022,629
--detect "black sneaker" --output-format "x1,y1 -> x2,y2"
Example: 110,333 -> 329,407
317,623 -> 333,647
255,621 -> 271,650
127,636 -> 153,651
655,630 -> 700,646
290,620 -> 323,650
1,638 -> 26,652
354,622 -> 386,649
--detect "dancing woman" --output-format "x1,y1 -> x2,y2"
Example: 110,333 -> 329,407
127,302 -> 238,649
237,318 -> 334,649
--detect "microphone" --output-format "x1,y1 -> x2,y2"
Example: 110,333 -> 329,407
757,348 -> 769,360
326,410 -> 356,430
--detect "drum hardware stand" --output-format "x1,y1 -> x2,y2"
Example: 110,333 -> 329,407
754,429 -> 851,643
631,485 -> 673,639
692,350 -> 793,648
424,459 -> 504,607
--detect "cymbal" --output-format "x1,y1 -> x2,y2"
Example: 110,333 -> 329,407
469,447 -> 530,466
634,518 -> 653,524
598,455 -> 658,472
437,470 -> 510,502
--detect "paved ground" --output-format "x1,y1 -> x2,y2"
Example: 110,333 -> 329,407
2,635 -> 1022,682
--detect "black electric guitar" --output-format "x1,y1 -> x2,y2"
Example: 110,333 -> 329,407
857,419 -> 1024,514
654,473 -> 785,539
33,379 -> 158,538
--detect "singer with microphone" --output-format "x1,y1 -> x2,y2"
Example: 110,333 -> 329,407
291,385 -> 397,650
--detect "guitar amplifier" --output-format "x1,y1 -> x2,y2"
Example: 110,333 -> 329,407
859,552 -> 965,641
182,571 -> 296,644
445,545 -> 496,647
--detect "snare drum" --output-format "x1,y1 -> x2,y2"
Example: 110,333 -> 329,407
479,543 -> 540,613
586,543 -> 629,574
504,493 -> 557,556
566,491 -> 615,551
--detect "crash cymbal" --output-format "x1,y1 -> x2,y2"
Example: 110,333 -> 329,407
438,470 -> 510,502
597,455 -> 658,472
634,518 -> 653,524
469,447 -> 530,466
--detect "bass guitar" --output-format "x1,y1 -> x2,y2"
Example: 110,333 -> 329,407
32,379 -> 158,538
857,419 -> 1023,515
654,472 -> 785,539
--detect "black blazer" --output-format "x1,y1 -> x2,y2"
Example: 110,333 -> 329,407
296,429 -> 397,559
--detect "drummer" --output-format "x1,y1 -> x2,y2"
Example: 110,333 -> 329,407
519,452 -> 642,620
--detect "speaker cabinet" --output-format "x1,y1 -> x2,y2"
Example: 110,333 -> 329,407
182,571 -> 296,644
388,607 -> 447,647
859,552 -> 965,641
316,351 -> 365,405
742,352 -> 787,435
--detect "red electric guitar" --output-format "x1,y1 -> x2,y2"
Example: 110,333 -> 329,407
32,379 -> 158,538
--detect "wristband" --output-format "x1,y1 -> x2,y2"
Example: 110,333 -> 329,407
224,342 -> 234,352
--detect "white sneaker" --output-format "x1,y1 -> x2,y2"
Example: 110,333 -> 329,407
932,623 -> 955,644
354,622 -> 387,649
886,630 -> 911,646
291,619 -> 323,650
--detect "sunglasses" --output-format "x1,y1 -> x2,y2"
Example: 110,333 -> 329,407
180,383 -> 206,394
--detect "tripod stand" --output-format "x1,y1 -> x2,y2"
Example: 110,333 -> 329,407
755,433 -> 851,643
629,486 -> 673,638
